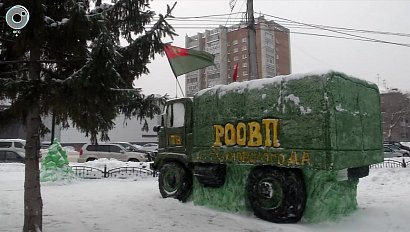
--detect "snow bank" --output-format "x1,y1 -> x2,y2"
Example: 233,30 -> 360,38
1,162 -> 410,231
72,158 -> 151,170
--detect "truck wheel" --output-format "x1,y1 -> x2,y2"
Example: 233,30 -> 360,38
247,167 -> 306,223
159,162 -> 192,202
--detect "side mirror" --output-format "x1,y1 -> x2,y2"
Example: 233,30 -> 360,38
153,125 -> 161,132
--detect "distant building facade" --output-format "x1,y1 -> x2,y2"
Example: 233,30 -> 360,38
185,16 -> 291,96
59,114 -> 160,145
381,91 -> 410,142
0,105 -> 161,146
0,104 -> 26,139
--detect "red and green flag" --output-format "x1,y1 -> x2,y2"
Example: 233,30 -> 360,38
164,44 -> 215,77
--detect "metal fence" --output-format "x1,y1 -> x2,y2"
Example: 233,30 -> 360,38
69,159 -> 409,179
70,165 -> 158,179
370,159 -> 410,169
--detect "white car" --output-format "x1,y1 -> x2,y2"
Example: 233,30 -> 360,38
0,139 -> 26,153
111,142 -> 141,152
0,148 -> 25,163
383,146 -> 403,158
78,144 -> 150,163
140,143 -> 158,152
63,146 -> 80,163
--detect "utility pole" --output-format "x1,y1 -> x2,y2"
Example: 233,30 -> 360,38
247,0 -> 258,80
50,112 -> 55,144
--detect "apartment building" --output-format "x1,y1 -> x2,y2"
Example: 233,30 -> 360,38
185,16 -> 291,96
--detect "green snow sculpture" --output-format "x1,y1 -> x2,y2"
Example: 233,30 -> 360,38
154,71 -> 384,223
40,139 -> 76,182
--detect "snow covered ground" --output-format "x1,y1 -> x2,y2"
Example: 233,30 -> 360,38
1,159 -> 410,232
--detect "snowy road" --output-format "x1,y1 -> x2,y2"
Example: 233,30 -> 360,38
1,163 -> 410,232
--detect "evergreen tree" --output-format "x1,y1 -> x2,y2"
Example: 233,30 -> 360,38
0,1 -> 176,231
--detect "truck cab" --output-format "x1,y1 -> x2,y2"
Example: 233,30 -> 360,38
155,98 -> 193,167
153,98 -> 194,202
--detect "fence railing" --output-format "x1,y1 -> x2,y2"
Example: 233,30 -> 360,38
70,159 -> 409,178
70,165 -> 158,179
370,158 -> 410,168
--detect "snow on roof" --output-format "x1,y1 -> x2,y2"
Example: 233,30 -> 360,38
196,70 -> 379,98
196,70 -> 334,97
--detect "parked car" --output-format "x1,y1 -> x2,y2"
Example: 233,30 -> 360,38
384,141 -> 410,153
78,143 -> 150,163
0,139 -> 26,153
0,149 -> 25,163
383,143 -> 409,157
62,146 -> 80,163
383,146 -> 403,158
112,142 -> 141,152
112,142 -> 153,161
138,143 -> 158,159
140,143 -> 158,152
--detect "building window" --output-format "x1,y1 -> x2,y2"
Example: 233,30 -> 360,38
243,70 -> 248,76
242,38 -> 247,43
233,48 -> 238,53
242,46 -> 247,51
227,42 -> 230,47
242,54 -> 247,59
233,56 -> 239,61
228,58 -> 231,62
233,40 -> 238,45
242,63 -> 247,68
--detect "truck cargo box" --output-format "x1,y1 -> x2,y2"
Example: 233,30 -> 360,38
192,71 -> 383,170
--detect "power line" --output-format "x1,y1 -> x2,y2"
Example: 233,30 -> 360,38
166,21 -> 410,39
151,12 -> 410,47
155,24 -> 410,47
168,12 -> 245,19
164,17 -> 410,38
255,13 -> 410,47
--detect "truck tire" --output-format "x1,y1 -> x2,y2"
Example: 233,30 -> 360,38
159,162 -> 192,202
247,167 -> 306,223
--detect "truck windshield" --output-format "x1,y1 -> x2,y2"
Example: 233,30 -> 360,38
166,103 -> 185,128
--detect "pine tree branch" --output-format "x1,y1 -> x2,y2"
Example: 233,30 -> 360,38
118,2 -> 177,58
0,68 -> 29,76
0,59 -> 83,64
110,88 -> 142,92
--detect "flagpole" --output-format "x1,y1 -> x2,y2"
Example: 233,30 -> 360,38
176,77 -> 185,97
175,78 -> 178,98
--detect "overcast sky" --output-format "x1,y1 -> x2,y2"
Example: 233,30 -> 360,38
134,0 -> 410,97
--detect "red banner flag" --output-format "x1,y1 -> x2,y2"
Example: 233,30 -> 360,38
232,63 -> 239,82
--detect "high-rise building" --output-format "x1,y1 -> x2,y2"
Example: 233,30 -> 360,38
185,16 -> 291,96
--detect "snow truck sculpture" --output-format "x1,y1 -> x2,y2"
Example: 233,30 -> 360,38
153,71 -> 383,223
